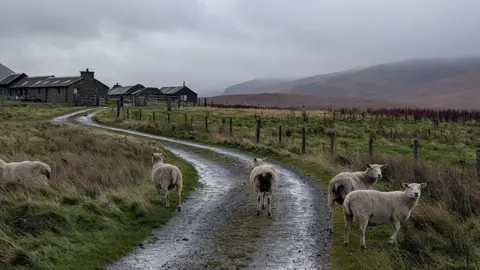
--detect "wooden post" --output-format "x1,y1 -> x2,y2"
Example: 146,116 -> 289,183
120,95 -> 124,107
368,134 -> 374,163
329,132 -> 336,157
139,109 -> 142,121
301,127 -> 306,154
184,113 -> 187,124
278,125 -> 282,144
167,113 -> 171,124
116,100 -> 121,118
204,98 -> 207,107
152,111 -> 156,122
127,108 -> 130,120
255,119 -> 261,143
477,150 -> 480,180
229,117 -> 233,135
413,138 -> 420,161
205,116 -> 208,131
190,115 -> 193,127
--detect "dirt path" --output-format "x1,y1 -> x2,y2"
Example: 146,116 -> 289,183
57,109 -> 332,269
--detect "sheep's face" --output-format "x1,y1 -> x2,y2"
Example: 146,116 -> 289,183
253,157 -> 267,168
365,163 -> 387,182
403,182 -> 427,199
152,152 -> 164,165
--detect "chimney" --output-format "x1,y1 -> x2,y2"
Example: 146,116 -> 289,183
183,81 -> 185,87
80,68 -> 94,79
112,82 -> 120,89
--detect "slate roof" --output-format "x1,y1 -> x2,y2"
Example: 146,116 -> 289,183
108,84 -> 144,96
160,86 -> 187,95
35,76 -> 83,88
10,76 -> 54,88
0,73 -> 26,86
131,87 -> 163,96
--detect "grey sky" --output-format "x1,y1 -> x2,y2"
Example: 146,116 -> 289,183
0,0 -> 479,95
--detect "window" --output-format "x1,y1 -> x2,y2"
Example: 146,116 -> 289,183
52,80 -> 60,84
181,95 -> 187,101
58,88 -> 61,94
73,88 -> 78,94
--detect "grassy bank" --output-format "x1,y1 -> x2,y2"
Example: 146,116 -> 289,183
0,106 -> 198,269
96,107 -> 480,270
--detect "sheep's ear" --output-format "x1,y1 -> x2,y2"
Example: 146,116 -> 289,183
365,163 -> 373,169
420,183 -> 427,188
253,158 -> 257,162
380,164 -> 387,169
152,153 -> 155,157
402,182 -> 409,188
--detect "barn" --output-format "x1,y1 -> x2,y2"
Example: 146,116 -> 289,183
108,83 -> 145,100
160,82 -> 198,103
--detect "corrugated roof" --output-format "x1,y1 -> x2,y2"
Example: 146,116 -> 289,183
160,86 -> 185,95
10,76 -> 54,88
108,85 -> 136,95
0,73 -> 25,86
131,87 -> 163,96
36,76 -> 82,87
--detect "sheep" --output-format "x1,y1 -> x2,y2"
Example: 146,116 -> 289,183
343,182 -> 427,249
249,157 -> 278,217
327,163 -> 387,233
151,152 -> 183,211
0,158 -> 51,186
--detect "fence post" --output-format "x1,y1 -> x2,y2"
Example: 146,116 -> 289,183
278,125 -> 282,144
413,138 -> 420,161
255,119 -> 261,143
120,96 -> 124,107
477,150 -> 480,180
205,116 -> 208,131
368,134 -> 374,163
152,111 -> 155,122
190,115 -> 193,127
127,108 -> 130,120
167,113 -> 171,124
116,100 -> 121,118
139,109 -> 142,121
204,98 -> 207,107
301,127 -> 306,154
229,117 -> 233,135
328,132 -> 335,157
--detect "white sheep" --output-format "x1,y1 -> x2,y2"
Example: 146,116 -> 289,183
249,157 -> 278,217
327,163 -> 387,233
151,152 -> 183,211
0,158 -> 52,186
343,182 -> 427,249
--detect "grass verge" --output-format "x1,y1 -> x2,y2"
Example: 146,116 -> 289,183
95,107 -> 480,270
0,106 -> 198,269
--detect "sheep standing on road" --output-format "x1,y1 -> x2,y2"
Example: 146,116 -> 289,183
343,182 -> 427,249
249,157 -> 278,217
327,163 -> 387,233
151,152 -> 183,211
0,158 -> 51,186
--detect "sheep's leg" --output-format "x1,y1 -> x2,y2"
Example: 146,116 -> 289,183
358,216 -> 368,249
164,191 -> 170,208
267,193 -> 272,217
343,212 -> 353,246
261,193 -> 266,210
176,184 -> 182,212
328,197 -> 336,234
256,192 -> 262,216
388,219 -> 401,244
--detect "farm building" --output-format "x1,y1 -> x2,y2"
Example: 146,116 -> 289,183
130,87 -> 164,97
108,83 -> 145,100
5,68 -> 109,105
160,82 -> 198,102
0,73 -> 28,96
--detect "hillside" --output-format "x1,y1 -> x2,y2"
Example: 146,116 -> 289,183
209,93 -> 417,109
0,63 -> 14,80
222,78 -> 295,95
222,58 -> 480,109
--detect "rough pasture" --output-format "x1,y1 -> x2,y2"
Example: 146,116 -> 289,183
0,105 -> 197,269
97,105 -> 480,270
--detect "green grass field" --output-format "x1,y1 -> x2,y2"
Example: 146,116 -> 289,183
0,105 -> 198,269
95,106 -> 480,270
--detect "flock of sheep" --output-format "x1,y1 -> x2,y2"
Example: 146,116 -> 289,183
1,152 -> 426,250
327,163 -> 427,249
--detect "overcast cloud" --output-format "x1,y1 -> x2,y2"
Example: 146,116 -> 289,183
0,0 -> 479,95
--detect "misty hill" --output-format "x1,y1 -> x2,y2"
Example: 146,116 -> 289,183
0,63 -> 14,80
222,57 -> 480,109
222,78 -> 294,95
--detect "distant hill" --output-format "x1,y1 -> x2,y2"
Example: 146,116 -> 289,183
222,57 -> 480,109
222,78 -> 295,95
0,63 -> 14,80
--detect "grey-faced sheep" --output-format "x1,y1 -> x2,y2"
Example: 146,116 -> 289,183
327,163 -> 387,233
249,157 -> 278,217
151,152 -> 183,211
0,158 -> 51,186
343,182 -> 427,249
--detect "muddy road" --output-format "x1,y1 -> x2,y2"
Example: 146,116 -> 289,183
56,109 -> 332,269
